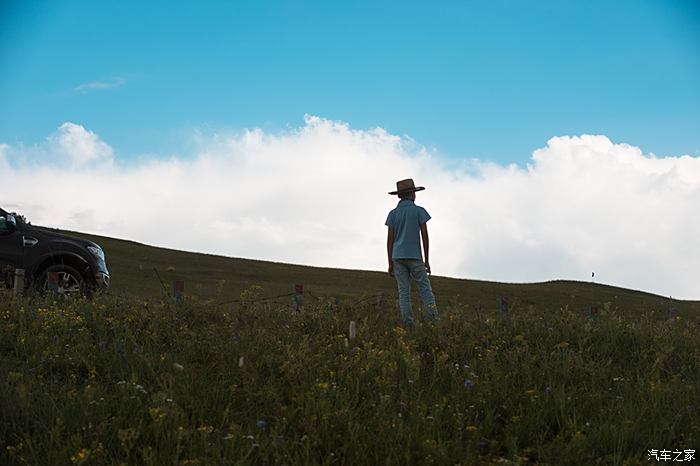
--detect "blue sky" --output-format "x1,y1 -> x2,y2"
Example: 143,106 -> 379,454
2,1 -> 700,298
2,0 -> 699,164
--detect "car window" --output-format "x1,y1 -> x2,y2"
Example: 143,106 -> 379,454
0,214 -> 15,234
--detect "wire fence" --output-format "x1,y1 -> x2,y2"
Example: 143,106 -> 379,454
148,266 -> 395,308
213,290 -> 392,308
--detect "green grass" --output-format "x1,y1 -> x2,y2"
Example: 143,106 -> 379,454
2,288 -> 699,465
1,231 -> 699,465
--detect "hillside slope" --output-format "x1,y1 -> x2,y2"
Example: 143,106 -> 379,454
68,230 -> 699,317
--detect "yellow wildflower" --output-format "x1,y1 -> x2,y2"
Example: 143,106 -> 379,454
196,425 -> 213,434
70,448 -> 91,464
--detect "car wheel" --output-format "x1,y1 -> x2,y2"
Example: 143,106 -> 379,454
41,264 -> 85,296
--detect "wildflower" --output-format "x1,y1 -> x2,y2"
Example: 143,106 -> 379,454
544,386 -> 552,395
238,356 -> 245,368
465,425 -> 478,432
463,379 -> 475,388
70,448 -> 90,464
197,425 -> 213,434
525,389 -> 537,396
173,363 -> 184,371
149,407 -> 166,421
349,320 -> 357,340
256,420 -> 267,429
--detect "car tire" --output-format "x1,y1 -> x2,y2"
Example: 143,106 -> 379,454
41,264 -> 85,296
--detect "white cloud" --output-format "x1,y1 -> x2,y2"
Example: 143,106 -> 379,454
0,143 -> 8,168
73,76 -> 126,93
47,122 -> 114,167
1,116 -> 699,299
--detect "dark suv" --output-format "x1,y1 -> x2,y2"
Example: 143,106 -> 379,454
0,208 -> 110,294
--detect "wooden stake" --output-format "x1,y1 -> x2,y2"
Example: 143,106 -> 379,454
47,271 -> 59,293
173,280 -> 185,304
13,269 -> 25,296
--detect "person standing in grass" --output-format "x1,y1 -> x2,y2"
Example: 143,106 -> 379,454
386,178 -> 438,324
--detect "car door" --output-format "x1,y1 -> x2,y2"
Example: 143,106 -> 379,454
0,210 -> 24,276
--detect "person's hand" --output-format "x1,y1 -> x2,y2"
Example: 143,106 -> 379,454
388,263 -> 394,277
425,261 -> 431,275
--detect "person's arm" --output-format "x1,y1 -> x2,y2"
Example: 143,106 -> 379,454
420,223 -> 431,274
387,227 -> 395,276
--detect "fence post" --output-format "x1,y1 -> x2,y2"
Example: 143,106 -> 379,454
47,271 -> 59,293
293,284 -> 303,310
13,269 -> 25,296
173,280 -> 185,304
499,296 -> 509,319
588,305 -> 599,319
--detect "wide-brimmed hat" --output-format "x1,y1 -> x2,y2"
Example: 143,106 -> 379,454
388,178 -> 425,195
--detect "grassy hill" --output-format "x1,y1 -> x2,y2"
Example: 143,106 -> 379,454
70,230 -> 700,318
3,229 -> 699,465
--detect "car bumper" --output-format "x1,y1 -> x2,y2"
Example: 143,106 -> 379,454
95,272 -> 110,289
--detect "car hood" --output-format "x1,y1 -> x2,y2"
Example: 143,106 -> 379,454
26,224 -> 103,251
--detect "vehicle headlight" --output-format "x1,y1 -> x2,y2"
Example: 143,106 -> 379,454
88,246 -> 105,261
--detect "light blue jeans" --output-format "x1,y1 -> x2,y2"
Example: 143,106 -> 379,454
393,259 -> 438,324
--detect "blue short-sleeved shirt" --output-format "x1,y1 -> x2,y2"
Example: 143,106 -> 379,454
385,199 -> 431,259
